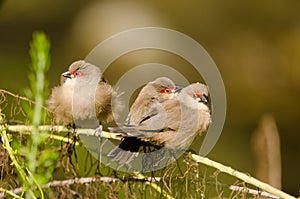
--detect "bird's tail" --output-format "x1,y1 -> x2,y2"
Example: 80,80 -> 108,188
107,137 -> 142,167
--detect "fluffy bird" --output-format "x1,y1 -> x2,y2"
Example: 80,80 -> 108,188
107,77 -> 181,164
108,82 -> 211,165
47,60 -> 120,126
125,77 -> 181,126
137,82 -> 211,149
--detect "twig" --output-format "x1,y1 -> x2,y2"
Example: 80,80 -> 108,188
6,125 -> 122,140
0,176 -> 162,198
49,134 -> 79,146
190,154 -> 296,199
2,121 -> 295,198
3,125 -> 80,145
134,173 -> 174,199
0,89 -> 51,113
0,113 -> 37,199
76,128 -> 122,140
0,188 -> 24,199
229,185 -> 280,199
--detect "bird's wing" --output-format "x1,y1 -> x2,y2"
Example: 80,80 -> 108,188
137,100 -> 167,131
123,99 -> 181,138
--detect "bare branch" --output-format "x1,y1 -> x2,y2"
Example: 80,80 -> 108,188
229,185 -> 280,199
0,176 -> 162,198
5,125 -> 122,141
0,89 -> 51,113
190,154 -> 296,199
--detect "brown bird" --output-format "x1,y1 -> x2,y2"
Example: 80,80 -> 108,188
139,82 -> 211,150
47,60 -> 120,127
108,82 -> 211,166
125,77 -> 181,126
107,77 -> 181,165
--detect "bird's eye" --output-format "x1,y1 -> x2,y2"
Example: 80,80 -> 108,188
160,88 -> 173,94
70,70 -> 81,77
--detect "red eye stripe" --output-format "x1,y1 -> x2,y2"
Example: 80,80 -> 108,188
195,93 -> 202,98
188,92 -> 202,98
70,71 -> 77,75
160,86 -> 174,94
70,70 -> 86,77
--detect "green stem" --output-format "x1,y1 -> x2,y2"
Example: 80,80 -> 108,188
0,187 -> 24,199
25,31 -> 51,199
0,111 -> 37,199
26,169 -> 44,199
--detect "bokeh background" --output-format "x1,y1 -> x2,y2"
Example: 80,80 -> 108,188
1,0 -> 299,195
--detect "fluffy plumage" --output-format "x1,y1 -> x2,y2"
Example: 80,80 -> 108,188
107,77 -> 180,164
115,83 -> 211,150
47,60 -> 121,125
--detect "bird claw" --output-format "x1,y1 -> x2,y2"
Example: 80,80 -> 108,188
94,124 -> 106,163
94,125 -> 103,137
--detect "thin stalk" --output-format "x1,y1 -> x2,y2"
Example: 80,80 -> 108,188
0,188 -> 24,199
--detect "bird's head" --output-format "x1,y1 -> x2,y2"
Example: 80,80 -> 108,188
151,77 -> 182,101
62,60 -> 101,80
188,83 -> 209,104
190,92 -> 209,104
180,82 -> 210,111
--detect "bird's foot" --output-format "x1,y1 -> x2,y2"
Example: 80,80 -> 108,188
94,124 -> 106,164
94,124 -> 103,137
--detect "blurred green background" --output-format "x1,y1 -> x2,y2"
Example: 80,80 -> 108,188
0,0 -> 299,195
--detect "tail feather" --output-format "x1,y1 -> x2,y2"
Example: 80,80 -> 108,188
107,137 -> 143,166
107,147 -> 138,165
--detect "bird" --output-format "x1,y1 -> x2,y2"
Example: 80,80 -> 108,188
108,82 -> 211,167
125,77 -> 181,126
107,77 -> 181,165
142,82 -> 211,150
47,60 -> 121,128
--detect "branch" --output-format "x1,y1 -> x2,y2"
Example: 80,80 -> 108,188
3,124 -> 296,199
190,154 -> 296,199
229,185 -> 280,199
0,89 -> 51,113
0,176 -> 162,198
0,188 -> 24,199
0,113 -> 37,198
6,125 -> 122,141
4,125 -> 173,198
134,173 -> 174,199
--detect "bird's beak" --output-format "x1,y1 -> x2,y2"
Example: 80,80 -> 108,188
173,85 -> 182,94
197,94 -> 208,104
62,71 -> 72,79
